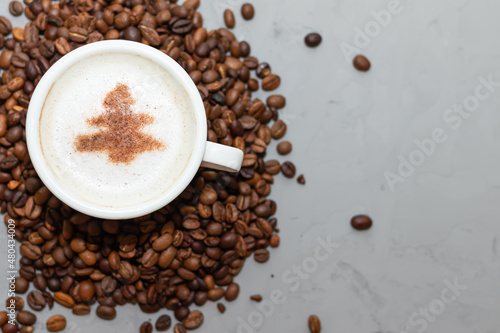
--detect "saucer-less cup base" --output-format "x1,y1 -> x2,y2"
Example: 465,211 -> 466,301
26,40 -> 244,220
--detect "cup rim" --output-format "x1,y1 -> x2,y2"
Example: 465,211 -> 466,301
26,40 -> 207,219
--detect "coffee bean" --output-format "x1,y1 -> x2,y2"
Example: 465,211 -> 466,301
308,315 -> 321,333
277,141 -> 292,155
254,248 -> 270,263
2,322 -> 19,333
217,303 -> 226,313
140,321 -> 153,333
182,310 -> 204,330
262,74 -> 280,91
250,294 -> 263,302
15,276 -> 29,294
297,174 -> 306,185
6,297 -> 23,311
350,215 -> 372,230
173,324 -> 187,333
79,280 -> 95,302
124,26 -> 141,42
224,282 -> 239,301
271,120 -> 287,139
96,305 -> 116,320
0,312 -> 7,326
53,291 -> 75,308
305,33 -> 322,47
27,291 -> 45,311
46,315 -> 66,332
224,9 -> 235,29
155,314 -> 172,331
241,3 -> 255,20
0,17 -> 12,35
353,55 -> 371,71
9,1 -> 23,17
72,304 -> 90,316
281,161 -> 296,178
17,311 -> 36,326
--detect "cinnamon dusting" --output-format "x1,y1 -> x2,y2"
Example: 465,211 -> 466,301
74,83 -> 165,164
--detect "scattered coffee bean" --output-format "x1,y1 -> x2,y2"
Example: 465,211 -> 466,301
46,315 -> 66,332
281,161 -> 296,178
350,215 -> 373,230
140,321 -> 153,333
305,33 -> 322,47
241,3 -> 255,20
353,54 -> 371,71
224,9 -> 235,29
217,303 -> 226,313
155,314 -> 172,331
250,294 -> 263,302
297,174 -> 306,185
9,1 -> 23,17
308,315 -> 321,333
17,311 -> 36,326
277,141 -> 292,155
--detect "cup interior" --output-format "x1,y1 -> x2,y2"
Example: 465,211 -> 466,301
26,40 -> 207,219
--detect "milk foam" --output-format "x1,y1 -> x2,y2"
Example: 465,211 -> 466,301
40,53 -> 196,208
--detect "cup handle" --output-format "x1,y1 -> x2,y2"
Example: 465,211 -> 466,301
201,142 -> 244,172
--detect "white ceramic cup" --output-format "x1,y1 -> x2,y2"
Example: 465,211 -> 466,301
26,40 -> 243,220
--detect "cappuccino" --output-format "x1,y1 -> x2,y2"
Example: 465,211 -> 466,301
39,52 -> 196,209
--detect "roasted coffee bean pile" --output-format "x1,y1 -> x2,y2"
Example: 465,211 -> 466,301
0,0 -> 301,331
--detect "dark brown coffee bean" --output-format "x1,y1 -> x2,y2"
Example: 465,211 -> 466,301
250,294 -> 262,302
350,215 -> 372,230
262,74 -> 280,91
27,290 -> 45,311
46,315 -> 66,332
0,17 -> 12,35
271,120 -> 287,139
281,161 -> 296,178
140,321 -> 153,333
15,276 -> 29,294
297,174 -> 306,184
2,322 -> 19,333
308,315 -> 321,333
16,311 -> 36,326
353,55 -> 371,72
124,26 -> 141,42
223,9 -> 235,29
96,305 -> 116,320
170,19 -> 193,34
277,141 -> 292,155
155,314 -> 172,331
241,3 -> 255,20
216,303 -> 226,313
173,324 -> 187,333
182,310 -> 203,330
224,282 -> 239,301
254,248 -> 270,263
174,306 -> 189,321
9,1 -> 23,16
305,33 -> 322,47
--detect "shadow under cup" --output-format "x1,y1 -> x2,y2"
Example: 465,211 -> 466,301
27,41 -> 209,220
